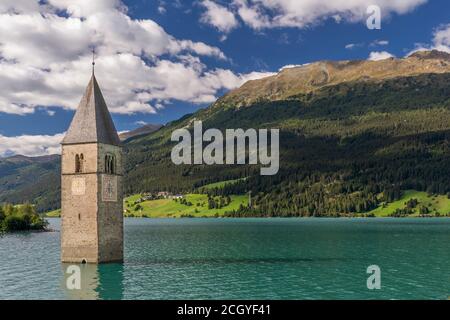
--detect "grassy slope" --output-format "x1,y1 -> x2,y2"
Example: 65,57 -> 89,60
45,209 -> 61,217
46,190 -> 450,218
124,194 -> 248,218
125,189 -> 450,218
369,190 -> 450,217
46,194 -> 247,218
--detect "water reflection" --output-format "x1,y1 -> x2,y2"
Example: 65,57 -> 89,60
61,263 -> 124,300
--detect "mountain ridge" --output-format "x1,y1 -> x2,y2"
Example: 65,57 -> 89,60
217,50 -> 450,108
119,123 -> 163,141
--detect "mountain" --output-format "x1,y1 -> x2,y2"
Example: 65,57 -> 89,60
2,50 -> 450,216
124,50 -> 450,216
119,124 -> 163,141
0,154 -> 60,211
216,50 -> 450,108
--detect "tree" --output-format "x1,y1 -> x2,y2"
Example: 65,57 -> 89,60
405,198 -> 418,209
419,206 -> 429,215
208,198 -> 216,209
3,204 -> 16,216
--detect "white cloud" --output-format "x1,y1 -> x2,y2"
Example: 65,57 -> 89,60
158,6 -> 166,14
0,133 -> 65,157
368,51 -> 395,61
158,0 -> 167,14
200,0 -> 239,34
230,0 -> 426,30
433,24 -> 450,48
233,0 -> 271,29
0,0 -> 40,14
370,39 -> 389,46
279,63 -> 311,72
345,43 -> 366,50
346,40 -> 388,50
408,24 -> 450,55
0,0 -> 267,116
47,0 -> 122,16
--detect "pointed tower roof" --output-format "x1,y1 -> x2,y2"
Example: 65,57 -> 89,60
62,74 -> 121,146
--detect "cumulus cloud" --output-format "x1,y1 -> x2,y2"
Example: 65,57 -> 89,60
200,0 -> 239,34
228,0 -> 427,30
0,0 -> 269,116
368,51 -> 395,61
433,24 -> 450,49
0,133 -> 65,157
408,24 -> 450,55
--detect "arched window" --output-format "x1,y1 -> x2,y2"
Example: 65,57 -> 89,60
75,154 -> 84,173
105,154 -> 116,174
75,154 -> 81,173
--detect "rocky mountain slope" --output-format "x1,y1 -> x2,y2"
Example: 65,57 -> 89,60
216,50 -> 450,108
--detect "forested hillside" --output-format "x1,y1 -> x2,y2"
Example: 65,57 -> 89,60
124,51 -> 450,216
0,155 -> 60,212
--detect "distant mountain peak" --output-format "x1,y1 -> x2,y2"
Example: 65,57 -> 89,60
217,50 -> 450,108
119,123 -> 163,141
3,154 -> 60,163
408,49 -> 450,60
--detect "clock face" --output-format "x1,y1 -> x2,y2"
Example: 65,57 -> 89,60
71,178 -> 86,196
102,175 -> 117,202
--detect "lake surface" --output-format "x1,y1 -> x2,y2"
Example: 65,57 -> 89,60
0,218 -> 449,300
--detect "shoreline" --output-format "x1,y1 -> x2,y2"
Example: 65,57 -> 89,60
0,227 -> 58,235
45,215 -> 450,219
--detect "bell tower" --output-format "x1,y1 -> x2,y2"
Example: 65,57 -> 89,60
61,66 -> 123,263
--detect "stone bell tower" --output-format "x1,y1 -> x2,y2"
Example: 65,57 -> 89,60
61,65 -> 123,263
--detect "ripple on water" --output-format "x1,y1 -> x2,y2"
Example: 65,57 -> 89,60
0,218 -> 449,300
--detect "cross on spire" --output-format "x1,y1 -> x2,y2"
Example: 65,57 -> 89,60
92,48 -> 96,75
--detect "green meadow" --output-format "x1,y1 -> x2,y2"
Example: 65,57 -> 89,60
45,209 -> 61,218
44,190 -> 248,218
124,193 -> 248,218
368,190 -> 450,217
45,188 -> 450,218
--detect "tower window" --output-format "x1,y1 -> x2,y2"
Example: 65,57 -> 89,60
75,154 -> 84,173
105,154 -> 116,174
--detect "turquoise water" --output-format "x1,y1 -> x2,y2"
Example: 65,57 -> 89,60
0,218 -> 449,300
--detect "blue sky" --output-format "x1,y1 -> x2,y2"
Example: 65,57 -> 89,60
0,0 -> 449,156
